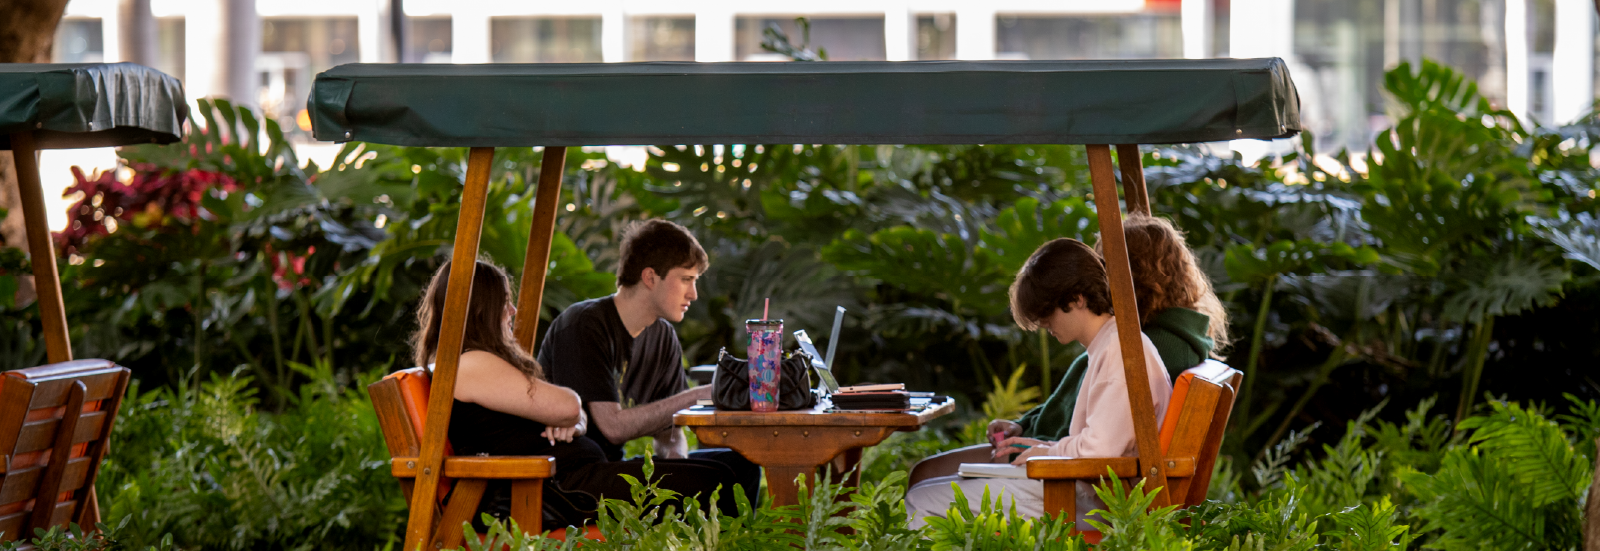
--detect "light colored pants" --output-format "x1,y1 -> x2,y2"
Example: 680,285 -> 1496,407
904,475 -> 1102,531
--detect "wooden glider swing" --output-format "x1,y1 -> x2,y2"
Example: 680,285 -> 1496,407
307,58 -> 1302,549
1,62 -> 186,542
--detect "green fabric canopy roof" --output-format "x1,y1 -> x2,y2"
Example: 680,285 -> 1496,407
0,63 -> 187,150
309,58 -> 1301,147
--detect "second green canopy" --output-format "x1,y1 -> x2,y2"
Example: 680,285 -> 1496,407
310,58 -> 1301,147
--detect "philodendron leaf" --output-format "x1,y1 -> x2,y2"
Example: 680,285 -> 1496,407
1440,254 -> 1569,324
1536,213 -> 1600,272
980,197 -> 1099,275
823,226 -> 1007,315
1225,240 -> 1380,285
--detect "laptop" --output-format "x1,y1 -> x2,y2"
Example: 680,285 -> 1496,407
794,306 -> 846,395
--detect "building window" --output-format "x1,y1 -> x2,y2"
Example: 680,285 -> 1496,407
916,14 -> 956,60
996,14 -> 1182,60
156,17 -> 185,82
262,18 -> 359,135
734,17 -> 887,61
53,18 -> 104,63
630,17 -> 695,61
490,17 -> 603,63
1292,0 -> 1497,150
411,16 -> 452,63
262,17 -> 361,69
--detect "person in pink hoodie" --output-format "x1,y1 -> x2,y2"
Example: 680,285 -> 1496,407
905,238 -> 1173,529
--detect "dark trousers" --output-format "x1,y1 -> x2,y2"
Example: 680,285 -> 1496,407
560,448 -> 761,516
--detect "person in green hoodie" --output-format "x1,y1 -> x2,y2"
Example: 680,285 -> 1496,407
907,215 -> 1232,482
992,214 -> 1231,451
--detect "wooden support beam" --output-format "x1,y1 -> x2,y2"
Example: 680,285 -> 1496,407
1086,144 -> 1170,507
1115,144 -> 1150,216
404,147 -> 495,551
11,132 -> 73,364
513,146 -> 567,355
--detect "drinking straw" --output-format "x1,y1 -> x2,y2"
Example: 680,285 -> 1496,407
763,298 -> 770,320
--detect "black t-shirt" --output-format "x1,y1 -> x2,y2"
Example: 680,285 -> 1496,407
537,295 -> 686,461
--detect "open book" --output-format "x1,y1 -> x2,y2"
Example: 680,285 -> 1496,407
956,463 -> 1028,479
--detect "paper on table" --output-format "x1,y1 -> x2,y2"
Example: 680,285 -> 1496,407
956,463 -> 1028,479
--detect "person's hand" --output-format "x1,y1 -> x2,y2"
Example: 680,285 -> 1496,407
992,436 -> 1044,460
1010,443 -> 1055,466
987,419 -> 1022,444
542,425 -> 579,443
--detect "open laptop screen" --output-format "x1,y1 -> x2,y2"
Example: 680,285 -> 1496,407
794,330 -> 840,394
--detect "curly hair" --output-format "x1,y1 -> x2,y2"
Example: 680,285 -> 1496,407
1099,215 -> 1232,354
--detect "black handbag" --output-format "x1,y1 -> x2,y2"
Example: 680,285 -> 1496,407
711,347 -> 817,410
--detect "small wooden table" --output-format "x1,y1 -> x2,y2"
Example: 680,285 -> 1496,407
674,400 -> 955,506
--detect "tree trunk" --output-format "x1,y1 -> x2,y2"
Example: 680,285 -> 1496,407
0,0 -> 72,306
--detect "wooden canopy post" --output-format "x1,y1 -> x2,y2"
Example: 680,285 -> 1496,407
513,146 -> 568,355
1085,144 -> 1170,507
405,147 -> 496,551
10,131 -> 73,364
1115,144 -> 1151,216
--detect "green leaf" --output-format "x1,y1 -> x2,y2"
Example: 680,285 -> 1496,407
1456,400 -> 1591,507
1440,254 -> 1569,323
979,197 -> 1099,276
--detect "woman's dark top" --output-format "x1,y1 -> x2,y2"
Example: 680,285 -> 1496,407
448,399 -> 607,471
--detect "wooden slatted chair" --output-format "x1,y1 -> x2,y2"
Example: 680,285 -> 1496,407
0,360 -> 131,543
370,367 -> 607,548
1025,360 -> 1241,538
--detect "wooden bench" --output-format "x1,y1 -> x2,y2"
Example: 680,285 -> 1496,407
1026,360 -> 1241,537
0,360 -> 131,544
369,367 -> 559,548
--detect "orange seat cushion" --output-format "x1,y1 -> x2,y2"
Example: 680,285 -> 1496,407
385,368 -> 455,501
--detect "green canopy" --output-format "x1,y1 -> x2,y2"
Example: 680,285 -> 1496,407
309,58 -> 1300,147
0,63 -> 187,150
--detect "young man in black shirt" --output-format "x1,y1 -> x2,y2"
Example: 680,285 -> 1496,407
537,219 -> 761,510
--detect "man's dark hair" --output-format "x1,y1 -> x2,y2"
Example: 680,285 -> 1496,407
617,220 -> 709,287
1009,238 -> 1113,330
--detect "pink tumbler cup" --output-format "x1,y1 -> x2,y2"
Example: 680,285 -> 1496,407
746,319 -> 783,412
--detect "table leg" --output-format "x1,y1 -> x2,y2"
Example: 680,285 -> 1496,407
838,448 -> 862,488
764,465 -> 815,507
687,425 -> 897,508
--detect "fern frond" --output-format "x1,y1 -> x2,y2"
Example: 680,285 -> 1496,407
1323,497 -> 1411,551
1402,447 -> 1549,550
1458,400 -> 1591,507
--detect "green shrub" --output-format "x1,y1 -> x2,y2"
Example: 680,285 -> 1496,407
96,363 -> 404,549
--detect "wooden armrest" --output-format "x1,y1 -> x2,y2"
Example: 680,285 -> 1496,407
391,456 -> 556,479
1025,456 -> 1196,480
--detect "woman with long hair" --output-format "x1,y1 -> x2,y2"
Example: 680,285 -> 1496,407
413,259 -> 741,528
412,259 -> 598,527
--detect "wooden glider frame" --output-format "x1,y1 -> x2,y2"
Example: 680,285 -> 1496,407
6,135 -> 1192,549
392,141 -> 1167,549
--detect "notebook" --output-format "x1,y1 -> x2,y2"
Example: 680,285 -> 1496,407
956,463 -> 1029,479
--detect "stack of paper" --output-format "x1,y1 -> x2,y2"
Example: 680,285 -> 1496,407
956,463 -> 1028,479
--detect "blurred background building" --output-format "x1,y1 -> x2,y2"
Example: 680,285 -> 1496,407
37,0 -> 1600,228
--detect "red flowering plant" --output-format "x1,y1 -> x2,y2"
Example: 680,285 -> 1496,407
41,99 -> 396,398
